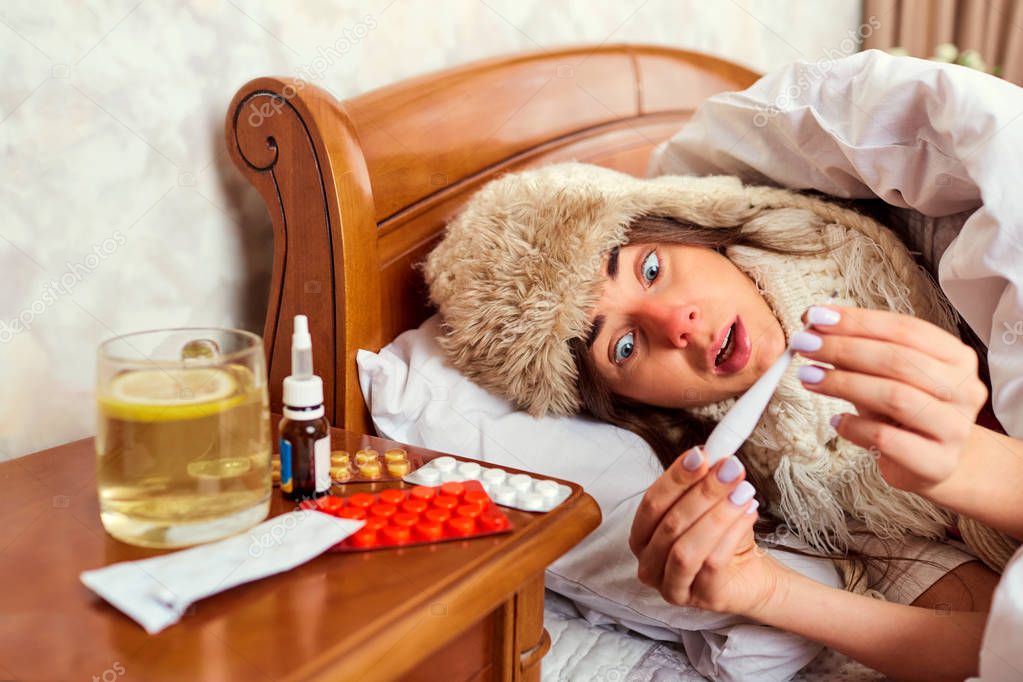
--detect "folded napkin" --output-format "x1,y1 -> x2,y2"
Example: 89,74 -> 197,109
81,510 -> 362,634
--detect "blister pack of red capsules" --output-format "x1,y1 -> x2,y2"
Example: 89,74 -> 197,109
300,480 -> 514,551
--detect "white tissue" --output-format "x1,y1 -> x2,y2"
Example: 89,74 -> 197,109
80,510 -> 363,634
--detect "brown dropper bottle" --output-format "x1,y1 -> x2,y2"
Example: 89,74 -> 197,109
278,315 -> 330,502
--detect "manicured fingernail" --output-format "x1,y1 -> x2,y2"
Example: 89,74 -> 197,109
798,365 -> 826,384
807,306 -> 840,326
717,456 -> 744,483
830,414 -> 843,429
745,500 -> 760,515
729,481 -> 756,506
791,331 -> 822,352
682,447 -> 703,471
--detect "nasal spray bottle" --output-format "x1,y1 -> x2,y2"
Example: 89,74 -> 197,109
278,315 -> 331,501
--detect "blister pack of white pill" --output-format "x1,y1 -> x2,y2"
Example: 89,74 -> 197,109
403,456 -> 572,512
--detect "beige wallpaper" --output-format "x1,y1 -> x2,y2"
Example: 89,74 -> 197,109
1,0 -> 862,459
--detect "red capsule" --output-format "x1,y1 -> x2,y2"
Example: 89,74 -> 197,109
379,489 -> 406,505
439,481 -> 465,498
381,525 -> 411,545
463,491 -> 489,511
424,508 -> 450,524
370,503 -> 397,518
432,495 -> 458,511
401,498 -> 428,514
448,516 -> 475,536
391,512 -> 417,528
415,520 -> 443,541
478,511 -> 508,531
349,528 -> 378,547
348,493 -> 375,509
338,506 -> 367,520
410,486 -> 435,501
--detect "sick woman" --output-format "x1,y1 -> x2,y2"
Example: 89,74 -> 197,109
419,50 -> 1023,682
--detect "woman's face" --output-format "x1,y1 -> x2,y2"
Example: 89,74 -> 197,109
585,242 -> 787,408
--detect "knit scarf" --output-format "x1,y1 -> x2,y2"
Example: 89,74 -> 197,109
681,191 -> 1018,575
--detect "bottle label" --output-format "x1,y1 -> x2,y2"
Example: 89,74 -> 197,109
314,436 -> 330,493
279,439 -> 293,493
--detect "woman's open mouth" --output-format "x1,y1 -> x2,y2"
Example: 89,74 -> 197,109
711,316 -> 752,375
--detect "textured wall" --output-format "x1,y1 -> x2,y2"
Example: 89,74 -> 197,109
1,0 -> 862,458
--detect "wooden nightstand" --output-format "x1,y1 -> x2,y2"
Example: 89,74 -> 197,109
0,417 -> 601,681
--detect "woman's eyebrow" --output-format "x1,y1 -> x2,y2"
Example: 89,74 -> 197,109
606,245 -> 621,282
585,247 -> 621,350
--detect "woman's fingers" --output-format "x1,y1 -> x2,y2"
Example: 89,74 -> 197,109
629,446 -> 709,556
799,365 -> 975,445
704,500 -> 759,570
800,304 -> 971,365
637,457 -> 750,589
658,484 -> 759,606
792,328 -> 972,403
831,411 -> 960,488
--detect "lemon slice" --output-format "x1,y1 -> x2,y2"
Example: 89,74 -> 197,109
99,366 -> 244,422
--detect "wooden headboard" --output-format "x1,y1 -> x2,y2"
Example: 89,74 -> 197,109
224,44 -> 760,435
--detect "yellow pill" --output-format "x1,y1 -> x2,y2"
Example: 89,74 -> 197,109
354,449 -> 379,466
330,466 -> 351,482
271,458 -> 281,470
384,448 -> 407,463
386,461 -> 410,477
271,470 -> 281,485
358,460 -> 382,479
330,451 -> 350,466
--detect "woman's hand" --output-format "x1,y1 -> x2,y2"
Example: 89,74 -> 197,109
629,446 -> 777,616
794,305 -> 988,495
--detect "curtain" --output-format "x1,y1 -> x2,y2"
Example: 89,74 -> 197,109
862,0 -> 1023,84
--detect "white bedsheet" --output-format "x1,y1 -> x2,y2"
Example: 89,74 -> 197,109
542,590 -> 883,682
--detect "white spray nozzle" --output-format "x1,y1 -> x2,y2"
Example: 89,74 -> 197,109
291,314 -> 313,379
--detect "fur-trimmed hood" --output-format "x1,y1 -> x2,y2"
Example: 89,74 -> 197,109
420,163 -> 768,417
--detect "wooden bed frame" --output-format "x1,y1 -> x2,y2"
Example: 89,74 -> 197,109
225,44 -> 760,434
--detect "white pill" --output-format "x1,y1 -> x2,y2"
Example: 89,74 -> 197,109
441,470 -> 462,482
417,468 -> 440,484
482,468 -> 506,485
493,485 -> 517,506
457,461 -> 482,479
432,456 -> 456,472
518,492 -> 544,511
535,480 -> 559,498
508,474 -> 533,491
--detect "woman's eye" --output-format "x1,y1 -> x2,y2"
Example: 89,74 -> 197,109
613,331 -> 635,365
612,250 -> 661,366
641,250 -> 660,284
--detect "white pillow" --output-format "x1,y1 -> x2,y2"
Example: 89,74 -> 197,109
357,314 -> 842,681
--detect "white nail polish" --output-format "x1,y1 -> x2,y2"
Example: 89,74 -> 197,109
807,306 -> 840,326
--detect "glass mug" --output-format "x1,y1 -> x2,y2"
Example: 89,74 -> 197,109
95,328 -> 272,548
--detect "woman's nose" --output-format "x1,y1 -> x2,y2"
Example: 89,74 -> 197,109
638,300 -> 700,348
